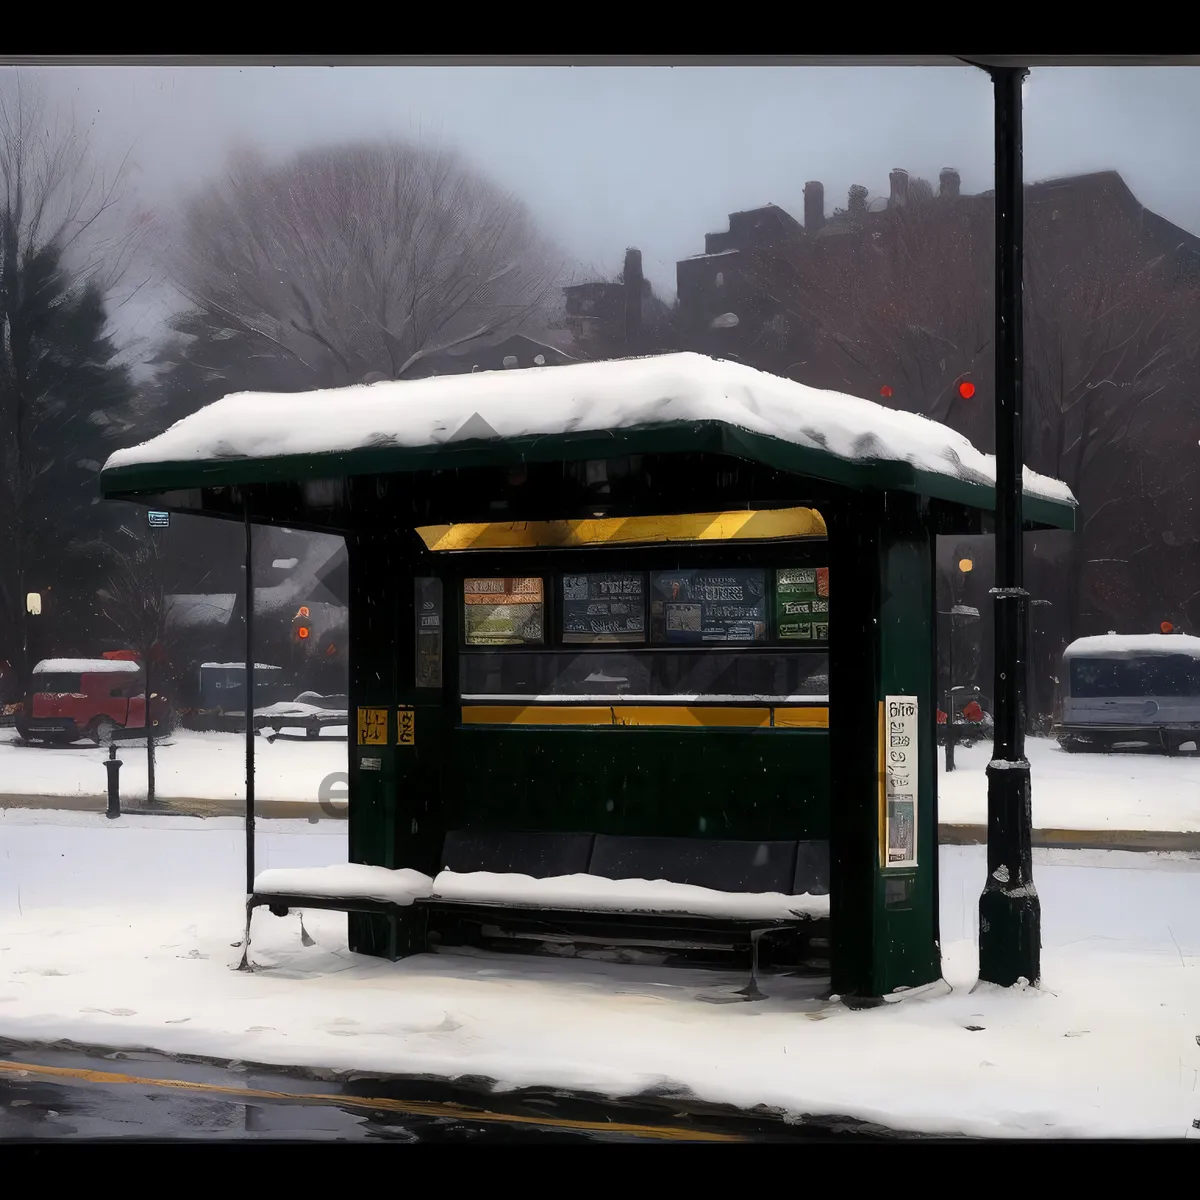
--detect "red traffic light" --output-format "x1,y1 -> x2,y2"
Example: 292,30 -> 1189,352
958,380 -> 976,399
1161,621 -> 1174,634
297,625 -> 311,640
879,385 -> 893,398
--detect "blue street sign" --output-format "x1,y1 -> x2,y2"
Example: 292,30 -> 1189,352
148,511 -> 170,528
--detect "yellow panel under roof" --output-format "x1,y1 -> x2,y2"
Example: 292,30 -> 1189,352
416,507 -> 827,551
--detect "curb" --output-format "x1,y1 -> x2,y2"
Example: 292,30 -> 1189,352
937,824 -> 1200,853
0,794 -> 345,821
3,795 -> 1199,852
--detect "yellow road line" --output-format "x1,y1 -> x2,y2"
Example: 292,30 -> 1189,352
0,1059 -> 743,1142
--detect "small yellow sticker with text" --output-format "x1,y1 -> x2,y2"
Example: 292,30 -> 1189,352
357,707 -> 389,746
398,707 -> 416,746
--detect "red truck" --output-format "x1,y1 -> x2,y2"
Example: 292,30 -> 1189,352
21,657 -> 170,745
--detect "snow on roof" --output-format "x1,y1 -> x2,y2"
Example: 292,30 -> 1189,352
1063,633 -> 1200,659
33,658 -> 141,675
102,353 -> 1075,509
165,593 -> 237,629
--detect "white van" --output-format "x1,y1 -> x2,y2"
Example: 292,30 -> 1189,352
1056,633 -> 1200,754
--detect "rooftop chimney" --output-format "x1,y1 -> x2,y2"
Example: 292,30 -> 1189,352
889,168 -> 909,208
623,247 -> 644,347
847,184 -> 868,219
939,167 -> 961,199
803,181 -> 825,234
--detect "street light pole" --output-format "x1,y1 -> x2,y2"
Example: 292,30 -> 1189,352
945,610 -> 955,773
979,65 -> 1041,987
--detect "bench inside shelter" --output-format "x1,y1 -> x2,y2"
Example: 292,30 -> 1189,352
252,829 -> 831,996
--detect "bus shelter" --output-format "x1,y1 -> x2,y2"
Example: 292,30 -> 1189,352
99,351 -> 1075,1000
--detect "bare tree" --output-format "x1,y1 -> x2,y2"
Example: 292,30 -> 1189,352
95,524 -> 174,805
0,77 -> 141,694
167,140 -> 563,391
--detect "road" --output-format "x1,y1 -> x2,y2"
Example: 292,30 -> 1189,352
0,1043 -> 901,1142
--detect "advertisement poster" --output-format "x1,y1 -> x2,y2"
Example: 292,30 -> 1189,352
562,573 -> 646,643
463,577 -> 544,645
649,570 -> 767,644
414,577 -> 443,688
883,695 -> 919,868
776,567 -> 830,642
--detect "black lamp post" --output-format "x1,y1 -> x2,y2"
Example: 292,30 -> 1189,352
978,64 -> 1041,988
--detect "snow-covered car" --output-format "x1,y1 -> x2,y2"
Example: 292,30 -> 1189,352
1056,632 -> 1200,754
21,657 -> 170,745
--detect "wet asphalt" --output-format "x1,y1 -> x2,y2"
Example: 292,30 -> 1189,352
0,1041 -> 893,1143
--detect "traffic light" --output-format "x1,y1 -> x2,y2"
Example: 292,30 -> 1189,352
294,605 -> 312,642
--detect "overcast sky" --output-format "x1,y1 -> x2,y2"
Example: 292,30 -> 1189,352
18,64 -> 1200,350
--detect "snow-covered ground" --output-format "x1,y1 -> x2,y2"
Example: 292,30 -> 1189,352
0,808 -> 1196,1138
0,728 -> 346,805
938,737 -> 1200,832
3,728 -> 1197,835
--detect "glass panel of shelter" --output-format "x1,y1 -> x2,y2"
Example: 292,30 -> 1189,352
444,565 -> 831,708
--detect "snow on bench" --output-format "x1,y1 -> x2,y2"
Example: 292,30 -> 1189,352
430,870 -> 830,922
253,865 -> 434,907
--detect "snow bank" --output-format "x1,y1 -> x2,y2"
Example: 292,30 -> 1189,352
431,870 -> 829,920
103,353 -> 1075,507
1063,633 -> 1200,659
254,864 -> 433,905
33,658 -> 140,675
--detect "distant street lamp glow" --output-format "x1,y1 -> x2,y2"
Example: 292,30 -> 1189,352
958,558 -> 974,574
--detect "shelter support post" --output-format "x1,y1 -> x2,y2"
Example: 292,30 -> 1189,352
345,522 -> 440,959
979,64 -> 1041,987
244,504 -> 255,895
239,501 -> 255,971
828,495 -> 941,1000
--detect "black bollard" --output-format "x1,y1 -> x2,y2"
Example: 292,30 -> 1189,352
104,744 -> 123,819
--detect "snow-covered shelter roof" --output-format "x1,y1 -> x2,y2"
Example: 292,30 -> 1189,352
34,658 -> 141,675
165,593 -> 237,630
1063,633 -> 1200,659
100,352 -> 1076,529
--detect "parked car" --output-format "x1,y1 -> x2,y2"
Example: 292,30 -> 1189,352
1056,632 -> 1200,754
19,658 -> 171,745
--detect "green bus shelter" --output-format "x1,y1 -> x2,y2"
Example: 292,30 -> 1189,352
100,351 -> 1075,1000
